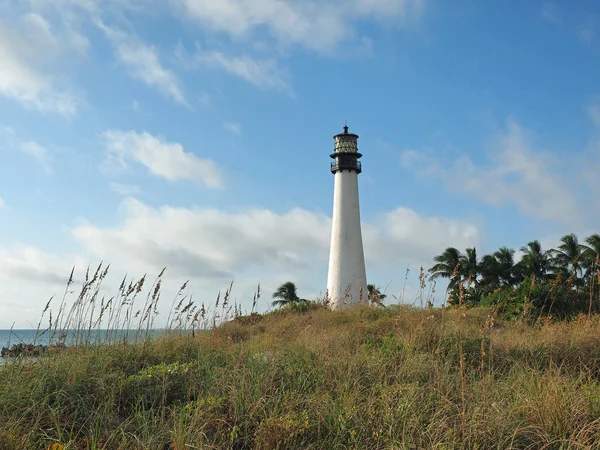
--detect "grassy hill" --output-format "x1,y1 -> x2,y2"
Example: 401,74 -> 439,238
2,303 -> 600,449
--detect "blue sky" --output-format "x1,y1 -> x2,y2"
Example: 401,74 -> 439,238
1,0 -> 599,327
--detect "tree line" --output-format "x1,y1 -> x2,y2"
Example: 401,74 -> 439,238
428,233 -> 600,318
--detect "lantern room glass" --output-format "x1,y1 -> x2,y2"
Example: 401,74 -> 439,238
334,136 -> 358,153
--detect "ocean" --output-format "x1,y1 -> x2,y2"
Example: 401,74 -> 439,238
0,329 -> 48,348
0,328 -> 168,365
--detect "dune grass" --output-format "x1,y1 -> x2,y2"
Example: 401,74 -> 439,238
2,299 -> 600,449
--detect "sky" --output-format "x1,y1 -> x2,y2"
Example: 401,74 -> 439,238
1,0 -> 599,328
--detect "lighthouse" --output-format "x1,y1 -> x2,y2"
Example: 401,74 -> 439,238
326,125 -> 367,309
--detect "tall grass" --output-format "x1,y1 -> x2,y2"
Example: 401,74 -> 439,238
15,265 -> 244,352
3,267 -> 600,448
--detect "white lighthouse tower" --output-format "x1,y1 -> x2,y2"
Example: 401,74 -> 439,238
326,124 -> 367,309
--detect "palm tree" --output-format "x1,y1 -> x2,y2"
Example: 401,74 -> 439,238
479,247 -> 519,289
428,247 -> 463,291
582,233 -> 600,314
367,284 -> 386,305
271,281 -> 300,307
495,247 -> 519,286
518,240 -> 553,282
582,234 -> 600,278
479,253 -> 501,291
552,233 -> 586,284
460,247 -> 479,284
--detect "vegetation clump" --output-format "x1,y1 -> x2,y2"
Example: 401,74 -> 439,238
428,233 -> 600,320
3,302 -> 600,449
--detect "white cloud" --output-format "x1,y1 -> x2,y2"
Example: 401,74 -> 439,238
0,125 -> 15,136
102,130 -> 224,189
72,199 -> 331,279
171,0 -> 346,52
0,245 -> 73,287
401,118 -> 580,223
20,141 -> 52,174
0,245 -> 92,329
69,198 -> 479,300
578,26 -> 594,45
541,3 -> 560,23
80,199 -> 478,286
197,92 -> 212,106
27,0 -> 157,18
28,0 -> 99,14
0,126 -> 55,175
583,100 -> 600,199
192,49 -> 291,93
171,0 -> 424,53
0,14 -> 79,116
116,41 -> 186,105
0,195 -> 5,209
590,101 -> 600,128
364,207 -> 480,266
109,182 -> 142,196
223,121 -> 242,135
540,4 -> 598,48
98,21 -> 187,105
353,0 -> 424,19
172,0 -> 424,94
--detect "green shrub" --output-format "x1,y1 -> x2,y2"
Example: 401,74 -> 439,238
254,410 -> 311,450
124,361 -> 194,409
479,275 -> 586,320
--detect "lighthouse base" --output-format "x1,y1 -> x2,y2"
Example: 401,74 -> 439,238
326,280 -> 368,310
